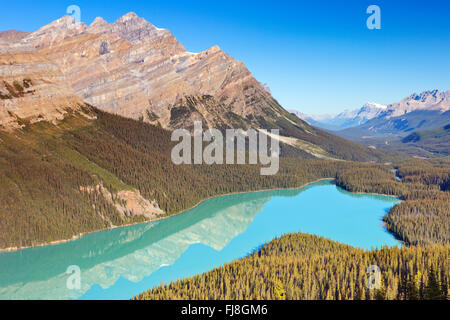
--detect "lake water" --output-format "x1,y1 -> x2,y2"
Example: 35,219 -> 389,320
0,180 -> 400,300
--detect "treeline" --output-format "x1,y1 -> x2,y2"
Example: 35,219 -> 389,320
135,233 -> 449,300
65,108 -> 384,216
0,127 -> 146,248
335,159 -> 450,245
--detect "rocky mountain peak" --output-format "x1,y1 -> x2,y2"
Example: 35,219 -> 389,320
383,89 -> 450,118
90,17 -> 108,27
117,12 -> 139,22
20,15 -> 86,49
363,102 -> 387,110
0,51 -> 85,130
408,89 -> 444,103
107,12 -> 169,44
36,15 -> 86,33
0,13 -> 291,132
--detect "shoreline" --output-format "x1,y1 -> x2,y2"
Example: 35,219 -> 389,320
0,178 -> 337,253
337,188 -> 401,199
0,178 -> 401,253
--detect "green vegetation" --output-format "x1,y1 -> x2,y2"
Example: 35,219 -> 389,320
344,124 -> 450,158
402,125 -> 450,144
135,233 -> 449,300
0,103 -> 448,301
0,114 -> 147,248
399,125 -> 450,157
134,146 -> 449,301
22,78 -> 32,89
0,105 -> 386,249
0,105 -> 447,255
145,109 -> 160,121
336,159 -> 450,245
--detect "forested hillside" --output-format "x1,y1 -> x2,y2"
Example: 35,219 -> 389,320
135,157 -> 449,301
336,159 -> 450,245
0,105 -> 398,249
0,105 -> 447,252
135,233 -> 449,300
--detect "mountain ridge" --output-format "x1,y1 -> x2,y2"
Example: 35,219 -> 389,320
0,12 -> 390,161
292,89 -> 449,134
338,89 -> 449,137
291,102 -> 387,131
2,13 -> 278,130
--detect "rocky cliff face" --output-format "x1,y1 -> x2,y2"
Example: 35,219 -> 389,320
1,13 -> 286,130
382,90 -> 449,119
0,30 -> 29,43
0,50 -> 84,130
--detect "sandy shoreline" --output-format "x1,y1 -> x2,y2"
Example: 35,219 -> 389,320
0,178 -> 400,253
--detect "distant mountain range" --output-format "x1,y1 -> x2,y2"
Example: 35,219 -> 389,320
338,90 -> 449,136
290,102 -> 387,131
291,90 -> 450,157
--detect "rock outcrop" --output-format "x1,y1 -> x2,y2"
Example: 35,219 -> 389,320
0,50 -> 84,130
0,30 -> 30,43
383,90 -> 449,119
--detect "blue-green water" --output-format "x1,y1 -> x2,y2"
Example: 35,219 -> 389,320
0,180 -> 400,300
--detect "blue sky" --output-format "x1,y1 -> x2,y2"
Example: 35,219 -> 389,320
1,0 -> 449,114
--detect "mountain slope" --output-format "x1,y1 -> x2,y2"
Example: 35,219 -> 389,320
0,30 -> 29,43
338,90 -> 450,137
331,90 -> 450,157
0,50 -> 86,130
135,233 -> 449,300
13,13 -> 283,130
353,125 -> 450,158
0,103 -> 398,250
0,13 -> 392,162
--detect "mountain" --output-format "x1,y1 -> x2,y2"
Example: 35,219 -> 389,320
0,13 -> 390,162
352,124 -> 450,158
290,90 -> 449,157
0,30 -> 29,43
333,90 -> 450,157
295,90 -> 449,136
338,90 -> 449,137
0,13 -> 406,249
6,13 -> 285,130
0,104 -> 401,250
290,102 -> 387,131
0,50 -> 86,130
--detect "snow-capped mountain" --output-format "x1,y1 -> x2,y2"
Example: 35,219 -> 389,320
290,102 -> 387,131
338,90 -> 450,137
292,90 -> 449,134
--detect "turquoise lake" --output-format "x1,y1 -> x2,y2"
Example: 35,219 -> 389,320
0,180 -> 400,300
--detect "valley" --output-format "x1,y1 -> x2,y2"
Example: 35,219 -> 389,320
0,9 -> 448,302
0,105 -> 401,250
294,90 -> 450,158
